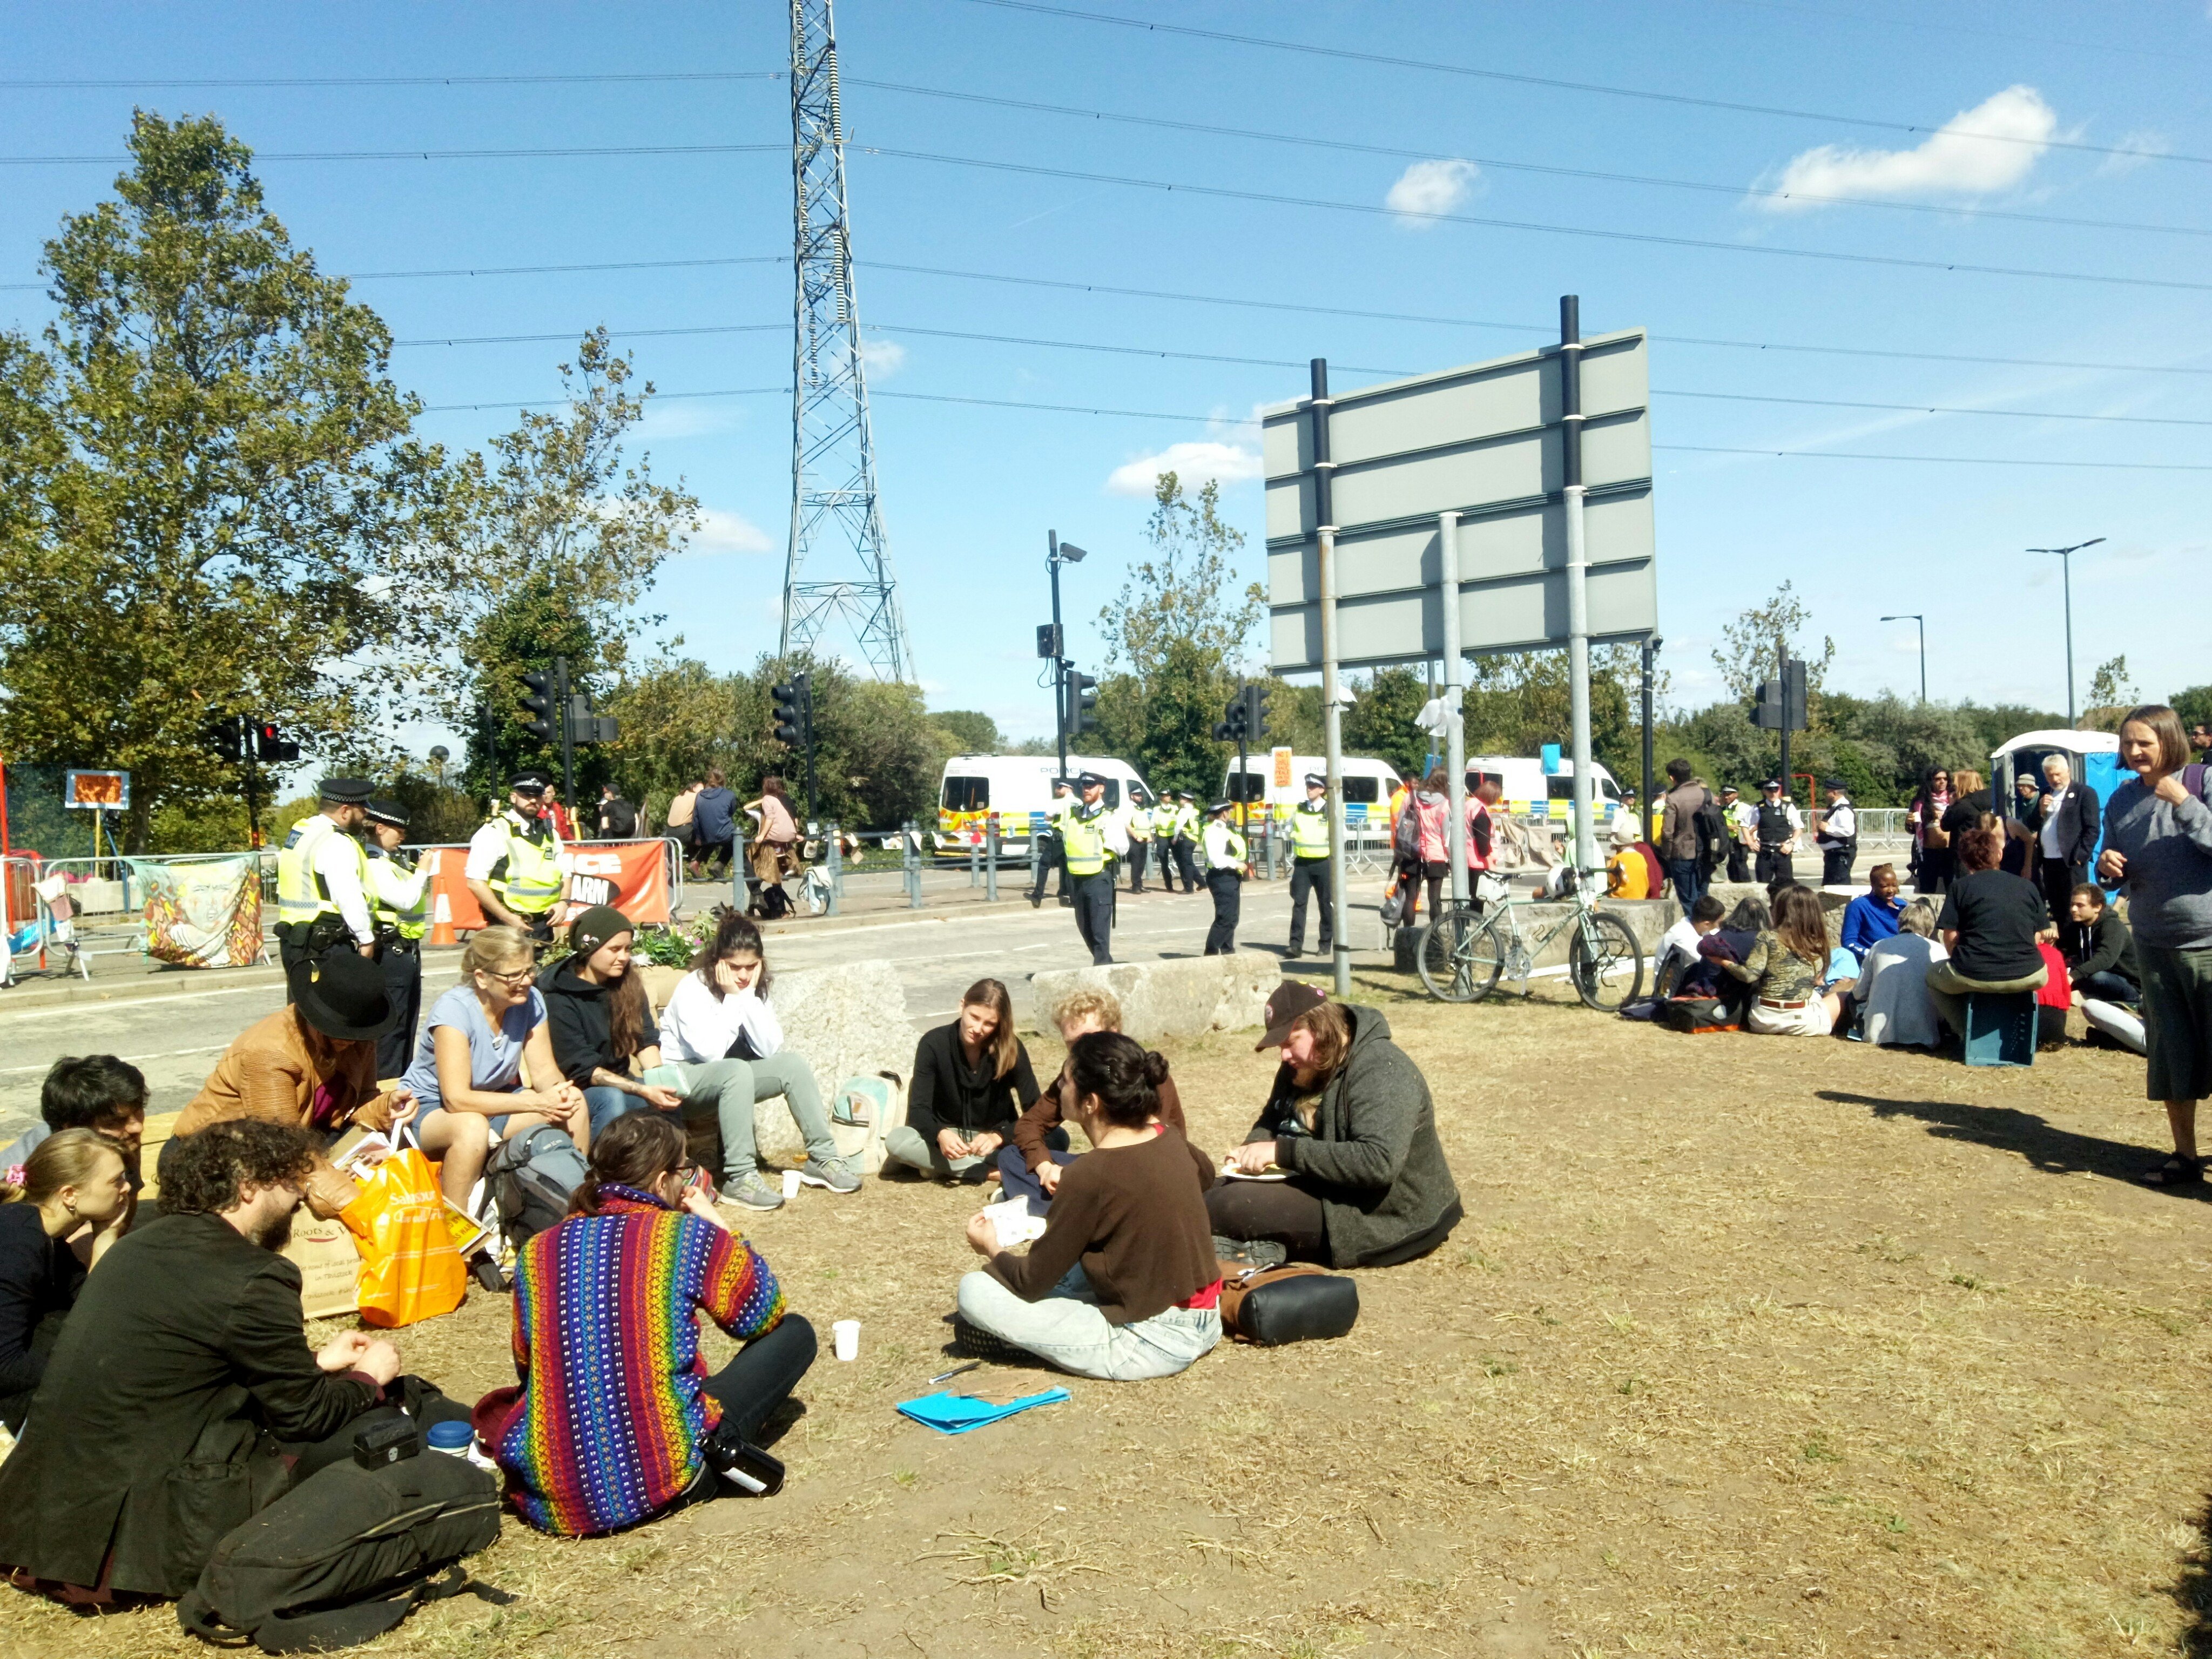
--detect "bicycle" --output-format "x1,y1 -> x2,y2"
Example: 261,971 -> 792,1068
1414,869 -> 1644,1011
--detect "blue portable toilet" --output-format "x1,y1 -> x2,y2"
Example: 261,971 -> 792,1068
1988,729 -> 2123,880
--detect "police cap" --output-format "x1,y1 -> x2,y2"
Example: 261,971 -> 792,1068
1720,784 -> 1740,797
318,777 -> 374,806
1761,778 -> 1783,791
1208,799 -> 1236,816
1823,777 -> 1849,792
362,798 -> 410,830
1076,771 -> 1107,788
1304,773 -> 1325,789
508,769 -> 555,794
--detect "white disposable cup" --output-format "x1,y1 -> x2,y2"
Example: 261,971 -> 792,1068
782,1168 -> 802,1201
832,1319 -> 860,1362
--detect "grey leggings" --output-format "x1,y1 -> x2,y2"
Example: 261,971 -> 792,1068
678,1054 -> 839,1179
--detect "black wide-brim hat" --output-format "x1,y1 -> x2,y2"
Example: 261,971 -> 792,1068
292,950 -> 397,1043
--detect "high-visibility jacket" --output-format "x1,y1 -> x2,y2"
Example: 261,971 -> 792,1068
1203,820 -> 1247,869
365,848 -> 429,940
276,814 -> 366,929
1289,801 -> 1331,860
1126,804 -> 1154,841
482,807 -> 564,915
1159,803 -> 1190,842
1062,804 -> 1112,876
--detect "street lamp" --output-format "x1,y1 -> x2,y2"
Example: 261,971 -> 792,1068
1047,533 -> 1088,779
1879,614 -> 1926,704
2025,537 -> 2104,725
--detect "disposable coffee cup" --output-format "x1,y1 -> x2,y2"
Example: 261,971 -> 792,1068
832,1318 -> 860,1361
781,1169 -> 802,1201
425,1421 -> 474,1459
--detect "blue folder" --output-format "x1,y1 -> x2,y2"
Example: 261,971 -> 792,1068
895,1387 -> 1071,1435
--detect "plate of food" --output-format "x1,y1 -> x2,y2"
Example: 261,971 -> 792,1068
1219,1160 -> 1292,1182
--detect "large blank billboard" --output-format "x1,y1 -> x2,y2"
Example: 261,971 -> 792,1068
1263,331 -> 1656,672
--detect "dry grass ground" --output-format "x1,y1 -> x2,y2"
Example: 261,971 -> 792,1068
11,975 -> 2212,1658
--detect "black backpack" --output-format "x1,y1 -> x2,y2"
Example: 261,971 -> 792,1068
483,1123 -> 588,1249
178,1432 -> 501,1654
1691,792 -> 1730,867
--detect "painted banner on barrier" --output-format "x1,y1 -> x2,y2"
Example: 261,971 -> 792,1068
127,854 -> 263,968
423,840 -> 672,934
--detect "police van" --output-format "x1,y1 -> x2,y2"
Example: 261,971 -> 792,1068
1466,754 -> 1626,833
1220,752 -> 1402,837
934,754 -> 1156,861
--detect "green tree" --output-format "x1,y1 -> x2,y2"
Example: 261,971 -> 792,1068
1342,667 -> 1432,780
2081,654 -> 2135,731
932,710 -> 1001,754
2169,684 -> 2212,732
1712,582 -> 1836,707
0,112 -> 466,849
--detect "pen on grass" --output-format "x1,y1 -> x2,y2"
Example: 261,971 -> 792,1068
927,1360 -> 982,1386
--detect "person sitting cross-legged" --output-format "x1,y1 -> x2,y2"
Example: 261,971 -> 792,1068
1839,864 -> 1906,963
1720,885 -> 1850,1036
885,979 -> 1039,1183
954,1033 -> 1223,1381
0,1130 -> 133,1434
1851,899 -> 1949,1048
1925,825 -> 2051,1046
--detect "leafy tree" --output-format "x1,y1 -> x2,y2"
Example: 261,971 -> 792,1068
1262,681 -> 1325,757
0,112 -> 465,849
2169,684 -> 2212,732
932,710 -> 1002,754
2081,654 -> 2135,731
1711,582 -> 1836,707
1342,667 -> 1432,781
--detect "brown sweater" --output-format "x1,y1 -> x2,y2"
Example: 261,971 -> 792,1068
1011,1069 -> 1211,1184
984,1125 -> 1219,1325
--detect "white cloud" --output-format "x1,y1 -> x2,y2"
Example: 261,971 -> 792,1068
1384,158 -> 1481,225
1757,85 -> 2055,210
860,338 -> 907,379
687,508 -> 774,556
1105,441 -> 1264,497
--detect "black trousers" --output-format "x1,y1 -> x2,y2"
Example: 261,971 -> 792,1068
2041,857 -> 2084,924
1172,838 -> 1201,893
696,835 -> 737,879
1071,871 -> 1116,965
1204,869 -> 1242,955
276,921 -> 356,996
1205,1180 -> 1464,1268
1127,840 -> 1148,892
374,942 -> 423,1082
1755,846 -> 1791,885
700,1313 -> 818,1445
1820,845 -> 1854,885
1287,857 -> 1332,952
1725,843 -> 1751,882
278,1378 -> 473,1485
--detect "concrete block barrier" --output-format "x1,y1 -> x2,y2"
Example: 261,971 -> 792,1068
1029,952 -> 1281,1043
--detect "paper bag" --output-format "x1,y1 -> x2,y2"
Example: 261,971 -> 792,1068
281,1213 -> 363,1321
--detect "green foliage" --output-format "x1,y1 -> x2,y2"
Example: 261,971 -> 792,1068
1342,667 -> 1433,780
1095,639 -> 1236,798
0,112 -> 466,850
1712,582 -> 1836,705
932,710 -> 1002,755
2168,685 -> 2212,732
1462,648 -> 1638,781
2081,654 -> 2135,731
1263,681 -> 1325,757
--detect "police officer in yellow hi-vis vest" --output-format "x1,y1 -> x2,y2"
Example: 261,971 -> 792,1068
466,769 -> 566,942
1202,799 -> 1247,955
1062,772 -> 1123,965
1124,789 -> 1155,894
274,776 -> 377,990
1168,790 -> 1203,894
1285,772 -> 1334,959
361,798 -> 429,1079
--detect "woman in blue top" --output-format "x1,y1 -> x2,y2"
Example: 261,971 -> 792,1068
404,926 -> 589,1206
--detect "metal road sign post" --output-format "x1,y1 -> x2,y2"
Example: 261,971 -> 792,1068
1267,298 -> 1656,883
1309,359 -> 1351,999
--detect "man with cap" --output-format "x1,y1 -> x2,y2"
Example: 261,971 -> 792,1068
274,776 -> 377,988
468,770 -> 567,940
1815,778 -> 1858,886
1061,772 -> 1123,965
1202,799 -> 1249,955
362,799 -> 429,1080
1171,790 -> 1204,895
1719,784 -> 1755,882
1029,777 -> 1074,909
1753,778 -> 1803,886
1285,773 -> 1334,958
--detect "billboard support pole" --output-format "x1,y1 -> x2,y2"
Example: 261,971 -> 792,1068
1439,510 -> 1468,907
1559,295 -> 1596,875
1312,358 -> 1350,998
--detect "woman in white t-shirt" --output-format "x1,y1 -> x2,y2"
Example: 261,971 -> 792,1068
658,910 -> 855,1208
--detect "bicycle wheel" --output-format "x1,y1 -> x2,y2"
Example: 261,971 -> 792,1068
1417,908 -> 1505,1003
1567,911 -> 1643,1012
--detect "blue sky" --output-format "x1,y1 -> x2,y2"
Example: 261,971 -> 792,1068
4,1 -> 2208,748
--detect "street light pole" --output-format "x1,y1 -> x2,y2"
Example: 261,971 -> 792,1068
1879,613 -> 1926,704
2026,538 -> 2103,726
1046,533 -> 1088,780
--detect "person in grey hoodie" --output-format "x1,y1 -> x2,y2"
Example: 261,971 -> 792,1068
2098,705 -> 2212,1187
1208,983 -> 1462,1268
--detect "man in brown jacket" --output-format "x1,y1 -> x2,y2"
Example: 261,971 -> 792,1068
171,952 -> 414,1217
1658,758 -> 1717,917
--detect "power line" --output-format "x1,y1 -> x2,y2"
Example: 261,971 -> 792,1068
859,144 -> 2212,295
848,76 -> 2212,241
0,254 -> 787,292
1657,443 -> 2212,471
0,142 -> 783,165
395,323 -> 782,347
961,0 -> 2212,168
0,71 -> 780,89
1651,387 -> 2212,428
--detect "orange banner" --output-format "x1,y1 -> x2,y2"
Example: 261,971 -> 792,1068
424,840 -> 672,935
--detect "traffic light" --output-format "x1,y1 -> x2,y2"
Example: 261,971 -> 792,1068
567,690 -> 618,745
1035,623 -> 1062,660
253,722 -> 301,763
520,668 -> 557,740
772,673 -> 811,749
1213,690 -> 1249,745
1781,658 -> 1809,731
1244,681 -> 1272,741
203,716 -> 244,763
1751,677 -> 1785,731
1069,672 -> 1100,735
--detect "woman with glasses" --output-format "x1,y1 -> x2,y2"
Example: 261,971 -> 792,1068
406,925 -> 590,1207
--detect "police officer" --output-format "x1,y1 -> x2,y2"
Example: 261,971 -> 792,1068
274,776 -> 376,988
1152,792 -> 1184,893
467,769 -> 566,941
1202,800 -> 1247,955
1171,790 -> 1203,894
1719,784 -> 1755,882
1816,778 -> 1858,886
1062,772 -> 1121,965
1125,789 -> 1155,894
1029,777 -> 1073,909
361,798 -> 429,1080
1285,773 -> 1333,957
1753,778 -> 1803,885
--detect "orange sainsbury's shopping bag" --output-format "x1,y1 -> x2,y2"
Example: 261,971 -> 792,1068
339,1147 -> 467,1328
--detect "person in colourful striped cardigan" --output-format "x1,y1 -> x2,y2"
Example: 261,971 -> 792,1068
473,1112 -> 815,1536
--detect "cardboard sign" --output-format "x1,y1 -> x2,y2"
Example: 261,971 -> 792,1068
424,839 -> 672,933
282,1213 -> 363,1321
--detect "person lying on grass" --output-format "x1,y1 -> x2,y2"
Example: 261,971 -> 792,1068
1206,983 -> 1464,1270
997,988 -> 1213,1217
954,1033 -> 1222,1381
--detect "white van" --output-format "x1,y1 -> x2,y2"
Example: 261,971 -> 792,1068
1465,753 -> 1623,830
1222,751 -> 1402,832
934,753 -> 1156,857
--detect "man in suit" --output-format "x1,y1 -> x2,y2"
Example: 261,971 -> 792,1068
2033,752 -> 2102,923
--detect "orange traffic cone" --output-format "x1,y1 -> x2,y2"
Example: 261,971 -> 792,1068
428,889 -> 456,948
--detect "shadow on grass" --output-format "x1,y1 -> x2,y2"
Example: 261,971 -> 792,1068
2177,1496 -> 2212,1655
1814,1089 -> 2212,1203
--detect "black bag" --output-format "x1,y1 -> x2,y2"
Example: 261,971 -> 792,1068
1658,996 -> 1738,1034
178,1438 -> 500,1654
1692,793 -> 1730,867
1219,1264 -> 1359,1346
483,1123 -> 588,1248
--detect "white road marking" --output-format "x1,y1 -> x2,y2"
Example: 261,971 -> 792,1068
0,981 -> 285,1022
0,1043 -> 231,1076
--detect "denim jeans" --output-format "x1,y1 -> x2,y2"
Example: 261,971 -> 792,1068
585,1084 -> 638,1138
2076,969 -> 2140,1006
955,1265 -> 1221,1381
1666,857 -> 1706,915
993,1130 -> 1073,1217
669,1054 -> 839,1180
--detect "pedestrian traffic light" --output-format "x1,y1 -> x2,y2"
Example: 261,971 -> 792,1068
1213,690 -> 1249,745
203,716 -> 244,763
1244,681 -> 1272,741
1035,623 -> 1062,660
1751,677 -> 1785,731
520,669 -> 557,740
567,690 -> 618,746
1781,658 -> 1809,731
1070,673 -> 1100,736
772,674 -> 810,748
253,722 -> 301,763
